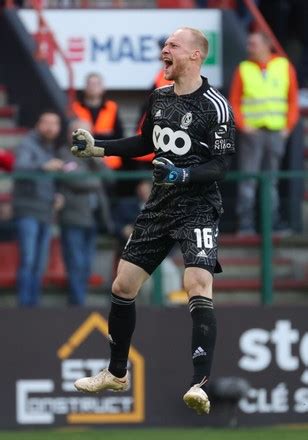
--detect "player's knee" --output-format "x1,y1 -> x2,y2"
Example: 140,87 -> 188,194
185,282 -> 212,299
112,277 -> 137,299
184,271 -> 213,299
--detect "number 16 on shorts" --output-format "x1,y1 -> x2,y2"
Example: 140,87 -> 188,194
194,227 -> 217,249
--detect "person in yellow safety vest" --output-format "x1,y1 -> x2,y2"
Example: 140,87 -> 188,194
72,73 -> 124,170
229,30 -> 299,234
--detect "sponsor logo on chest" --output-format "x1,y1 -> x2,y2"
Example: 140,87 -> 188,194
152,124 -> 192,156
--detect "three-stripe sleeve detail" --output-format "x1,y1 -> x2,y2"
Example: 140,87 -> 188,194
204,87 -> 230,123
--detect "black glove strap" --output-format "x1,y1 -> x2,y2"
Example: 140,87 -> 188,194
73,139 -> 87,151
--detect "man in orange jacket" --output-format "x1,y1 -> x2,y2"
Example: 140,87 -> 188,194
72,73 -> 124,170
229,30 -> 299,234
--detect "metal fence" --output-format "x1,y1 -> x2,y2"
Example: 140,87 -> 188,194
1,169 -> 308,306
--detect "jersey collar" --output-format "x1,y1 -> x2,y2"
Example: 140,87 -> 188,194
168,76 -> 210,98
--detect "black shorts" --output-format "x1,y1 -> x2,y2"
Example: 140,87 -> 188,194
121,206 -> 222,275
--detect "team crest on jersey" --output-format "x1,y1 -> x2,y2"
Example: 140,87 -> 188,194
215,124 -> 228,139
180,112 -> 192,130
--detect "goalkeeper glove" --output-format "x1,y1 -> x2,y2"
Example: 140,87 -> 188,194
152,157 -> 190,185
71,129 -> 105,158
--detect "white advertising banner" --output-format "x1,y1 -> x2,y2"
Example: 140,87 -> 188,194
18,9 -> 222,90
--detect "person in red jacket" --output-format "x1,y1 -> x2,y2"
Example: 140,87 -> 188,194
0,148 -> 15,171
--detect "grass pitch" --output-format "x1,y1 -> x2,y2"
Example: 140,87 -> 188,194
0,427 -> 308,440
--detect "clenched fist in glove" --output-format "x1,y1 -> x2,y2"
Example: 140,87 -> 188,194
71,129 -> 105,158
152,157 -> 190,185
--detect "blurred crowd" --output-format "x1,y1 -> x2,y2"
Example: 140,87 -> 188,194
0,65 -> 181,307
0,0 -> 307,306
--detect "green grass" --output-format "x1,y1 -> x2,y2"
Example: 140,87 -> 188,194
0,427 -> 308,440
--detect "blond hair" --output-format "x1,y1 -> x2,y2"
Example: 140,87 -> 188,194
181,27 -> 209,63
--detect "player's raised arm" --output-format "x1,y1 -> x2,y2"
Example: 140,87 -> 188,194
71,130 -> 154,159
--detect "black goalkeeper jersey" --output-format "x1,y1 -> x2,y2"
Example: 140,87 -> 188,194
141,76 -> 236,216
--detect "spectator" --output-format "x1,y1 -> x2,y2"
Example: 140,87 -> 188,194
12,111 -> 64,306
229,30 -> 299,234
72,72 -> 124,170
57,119 -> 113,306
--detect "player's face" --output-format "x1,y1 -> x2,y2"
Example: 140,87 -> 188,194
161,30 -> 195,81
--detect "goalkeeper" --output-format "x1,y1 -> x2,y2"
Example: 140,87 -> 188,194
72,27 -> 235,416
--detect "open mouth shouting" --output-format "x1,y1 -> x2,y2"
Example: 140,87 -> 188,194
163,58 -> 173,77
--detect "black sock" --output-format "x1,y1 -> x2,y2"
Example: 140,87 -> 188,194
189,296 -> 217,389
108,293 -> 136,378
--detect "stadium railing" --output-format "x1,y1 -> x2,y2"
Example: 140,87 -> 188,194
1,170 -> 307,306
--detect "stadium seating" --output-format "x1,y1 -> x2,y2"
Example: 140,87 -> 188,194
0,238 -> 104,289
